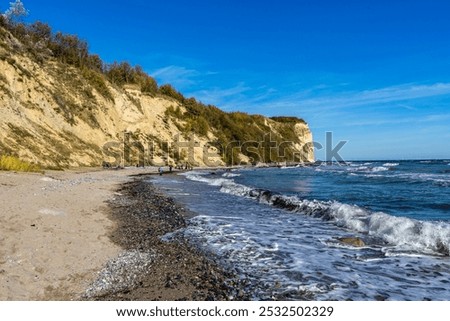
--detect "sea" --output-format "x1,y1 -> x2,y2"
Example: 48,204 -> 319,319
150,160 -> 450,300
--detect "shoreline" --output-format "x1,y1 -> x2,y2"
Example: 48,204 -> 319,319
86,175 -> 249,301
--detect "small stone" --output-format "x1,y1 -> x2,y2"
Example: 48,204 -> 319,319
374,294 -> 388,301
337,237 -> 366,247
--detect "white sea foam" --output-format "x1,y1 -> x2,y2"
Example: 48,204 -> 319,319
155,171 -> 450,300
346,166 -> 368,172
222,172 -> 241,178
184,172 -> 450,256
290,198 -> 450,256
165,164 -> 450,300
395,173 -> 450,186
371,166 -> 390,172
383,163 -> 399,167
346,165 -> 389,173
355,170 -> 450,186
185,171 -> 252,196
183,172 -> 230,186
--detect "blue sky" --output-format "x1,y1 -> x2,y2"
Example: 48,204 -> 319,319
5,0 -> 450,160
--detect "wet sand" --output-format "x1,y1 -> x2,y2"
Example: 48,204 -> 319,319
87,178 -> 247,301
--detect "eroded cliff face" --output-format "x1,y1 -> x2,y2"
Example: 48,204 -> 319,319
0,27 -> 314,168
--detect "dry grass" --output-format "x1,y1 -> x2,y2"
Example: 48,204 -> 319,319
0,155 -> 42,173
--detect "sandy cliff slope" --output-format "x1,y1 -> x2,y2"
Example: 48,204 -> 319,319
0,26 -> 314,168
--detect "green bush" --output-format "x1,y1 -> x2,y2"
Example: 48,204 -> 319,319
81,68 -> 114,101
270,116 -> 306,124
0,155 -> 42,172
159,84 -> 185,102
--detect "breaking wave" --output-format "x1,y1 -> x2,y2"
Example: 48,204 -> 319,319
222,172 -> 241,178
383,163 -> 399,167
184,171 -> 450,257
346,166 -> 390,173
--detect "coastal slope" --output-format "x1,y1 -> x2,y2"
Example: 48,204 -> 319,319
0,23 -> 314,168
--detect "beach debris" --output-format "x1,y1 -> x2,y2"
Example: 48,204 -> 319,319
40,177 -> 58,182
83,250 -> 155,298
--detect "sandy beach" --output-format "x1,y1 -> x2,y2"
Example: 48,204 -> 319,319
0,168 -> 242,301
0,168 -> 157,300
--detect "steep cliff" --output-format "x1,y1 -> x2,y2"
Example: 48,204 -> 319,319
0,25 -> 314,168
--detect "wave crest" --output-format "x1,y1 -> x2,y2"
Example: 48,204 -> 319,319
184,171 -> 450,256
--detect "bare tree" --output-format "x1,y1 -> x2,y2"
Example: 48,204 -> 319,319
3,0 -> 29,24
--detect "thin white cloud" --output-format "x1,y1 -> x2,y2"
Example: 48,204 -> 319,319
183,82 -> 450,116
151,65 -> 200,88
423,113 -> 450,122
201,82 -> 450,127
344,114 -> 450,127
262,82 -> 450,113
186,83 -> 252,107
397,104 -> 418,111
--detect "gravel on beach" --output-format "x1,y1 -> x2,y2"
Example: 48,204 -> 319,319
84,175 -> 249,301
